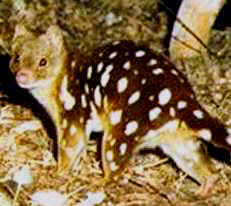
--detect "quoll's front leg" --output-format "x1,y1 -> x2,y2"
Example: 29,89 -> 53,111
58,121 -> 88,172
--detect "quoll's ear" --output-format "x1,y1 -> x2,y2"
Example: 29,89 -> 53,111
45,25 -> 65,53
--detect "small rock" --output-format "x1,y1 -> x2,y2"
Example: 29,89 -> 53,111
76,192 -> 106,206
31,190 -> 67,206
13,165 -> 33,186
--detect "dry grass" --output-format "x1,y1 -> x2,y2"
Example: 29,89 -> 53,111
0,0 -> 231,205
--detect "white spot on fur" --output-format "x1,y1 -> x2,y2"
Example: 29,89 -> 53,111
84,84 -> 89,94
59,75 -> 76,110
87,66 -> 93,79
226,135 -> 231,145
149,95 -> 155,101
128,91 -> 140,105
89,104 -> 101,131
110,110 -> 123,125
133,70 -> 139,75
149,107 -> 161,121
158,88 -> 172,105
94,86 -> 102,107
152,68 -> 164,75
100,64 -> 113,87
81,94 -> 87,108
109,51 -> 117,59
227,128 -> 231,135
97,62 -> 104,73
147,58 -> 157,66
106,150 -> 113,161
135,50 -> 145,57
193,110 -> 204,119
119,143 -> 127,156
177,100 -> 187,109
71,60 -> 76,68
141,78 -> 146,84
113,41 -> 120,45
198,129 -> 212,141
171,69 -> 178,76
125,121 -> 138,136
123,61 -> 130,70
79,117 -> 84,123
85,103 -> 103,137
169,107 -> 176,117
117,77 -> 128,93
76,79 -> 80,85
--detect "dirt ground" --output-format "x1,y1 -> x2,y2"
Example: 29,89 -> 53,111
0,0 -> 231,205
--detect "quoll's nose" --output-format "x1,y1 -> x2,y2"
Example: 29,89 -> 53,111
16,69 -> 33,88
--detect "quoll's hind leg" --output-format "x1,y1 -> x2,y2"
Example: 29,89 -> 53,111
160,137 -> 215,184
139,120 -> 217,193
160,136 -> 218,197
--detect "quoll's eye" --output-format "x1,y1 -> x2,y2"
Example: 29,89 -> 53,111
39,58 -> 47,67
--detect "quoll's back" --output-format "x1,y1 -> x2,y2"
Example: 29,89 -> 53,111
10,26 -> 231,185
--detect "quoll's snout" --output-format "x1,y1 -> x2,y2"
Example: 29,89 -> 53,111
15,69 -> 34,88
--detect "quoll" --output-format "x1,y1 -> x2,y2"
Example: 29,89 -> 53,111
10,25 -> 231,184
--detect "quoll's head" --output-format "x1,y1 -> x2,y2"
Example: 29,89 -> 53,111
10,25 -> 67,90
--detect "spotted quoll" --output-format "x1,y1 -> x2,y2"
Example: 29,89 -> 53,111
10,25 -> 231,185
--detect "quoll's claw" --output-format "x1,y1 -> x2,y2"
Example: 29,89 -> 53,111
10,25 -> 231,186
